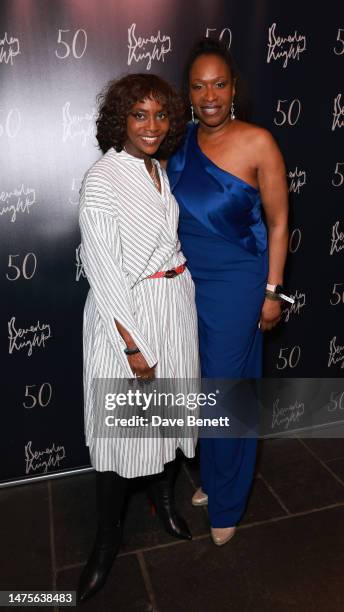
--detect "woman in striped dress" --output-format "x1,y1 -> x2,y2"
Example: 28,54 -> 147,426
77,74 -> 199,602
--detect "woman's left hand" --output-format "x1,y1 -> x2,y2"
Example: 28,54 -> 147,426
259,298 -> 282,331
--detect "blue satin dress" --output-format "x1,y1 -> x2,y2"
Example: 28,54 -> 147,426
167,124 -> 268,527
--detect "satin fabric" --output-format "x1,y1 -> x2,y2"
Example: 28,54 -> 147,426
167,123 -> 268,526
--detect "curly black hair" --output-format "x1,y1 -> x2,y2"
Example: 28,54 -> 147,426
183,37 -> 251,121
96,73 -> 187,158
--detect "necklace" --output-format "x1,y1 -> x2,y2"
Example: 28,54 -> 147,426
123,146 -> 160,192
149,161 -> 161,192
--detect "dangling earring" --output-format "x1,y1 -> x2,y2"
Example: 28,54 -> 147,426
190,104 -> 195,123
230,101 -> 236,121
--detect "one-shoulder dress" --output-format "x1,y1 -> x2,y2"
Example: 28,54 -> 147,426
167,124 -> 268,527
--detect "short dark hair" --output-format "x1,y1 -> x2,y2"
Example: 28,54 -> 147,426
183,37 -> 250,121
96,73 -> 187,158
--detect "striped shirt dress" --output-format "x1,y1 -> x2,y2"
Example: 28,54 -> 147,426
79,148 -> 200,478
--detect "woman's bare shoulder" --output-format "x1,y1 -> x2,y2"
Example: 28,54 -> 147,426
231,121 -> 284,170
234,120 -> 275,148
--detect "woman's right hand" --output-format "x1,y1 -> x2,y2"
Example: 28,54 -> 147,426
127,352 -> 155,380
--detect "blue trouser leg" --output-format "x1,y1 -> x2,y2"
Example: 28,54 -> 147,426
195,280 -> 263,529
200,437 -> 257,527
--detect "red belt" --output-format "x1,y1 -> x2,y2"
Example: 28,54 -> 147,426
149,264 -> 186,279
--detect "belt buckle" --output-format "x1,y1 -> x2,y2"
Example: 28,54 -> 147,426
164,269 -> 177,279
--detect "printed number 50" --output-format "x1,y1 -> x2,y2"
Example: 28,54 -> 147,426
205,28 -> 232,49
55,29 -> 87,59
332,162 -> 344,187
6,253 -> 37,281
276,346 -> 301,369
23,383 -> 52,409
274,99 -> 302,126
330,283 -> 344,305
327,391 -> 344,412
334,29 -> 344,55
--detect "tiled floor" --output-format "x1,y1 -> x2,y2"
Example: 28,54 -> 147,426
2,438 -> 344,611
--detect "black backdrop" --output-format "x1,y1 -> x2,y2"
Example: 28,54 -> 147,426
1,0 -> 343,485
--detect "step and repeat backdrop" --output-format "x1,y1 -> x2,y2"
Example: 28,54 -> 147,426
1,0 -> 343,484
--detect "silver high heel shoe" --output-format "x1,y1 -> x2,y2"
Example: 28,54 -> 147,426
191,487 -> 208,506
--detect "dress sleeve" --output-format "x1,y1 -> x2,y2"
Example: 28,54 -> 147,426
79,174 -> 157,378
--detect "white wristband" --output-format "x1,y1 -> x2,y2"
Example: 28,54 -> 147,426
266,283 -> 277,292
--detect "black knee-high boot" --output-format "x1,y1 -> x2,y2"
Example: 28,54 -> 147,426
77,471 -> 127,603
148,459 -> 192,540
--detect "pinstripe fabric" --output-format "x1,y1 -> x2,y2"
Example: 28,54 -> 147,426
79,148 -> 200,477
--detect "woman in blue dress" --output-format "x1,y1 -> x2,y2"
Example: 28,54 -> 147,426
167,38 -> 289,546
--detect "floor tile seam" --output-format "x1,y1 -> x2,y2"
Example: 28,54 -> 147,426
256,471 -> 290,514
56,537 -> 196,574
55,500 -> 344,573
325,456 -> 344,465
238,500 -> 344,530
297,438 -> 344,488
137,551 -> 160,611
48,481 -> 58,612
48,481 -> 57,587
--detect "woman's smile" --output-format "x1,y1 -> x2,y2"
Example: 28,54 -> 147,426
200,105 -> 222,116
125,98 -> 170,159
